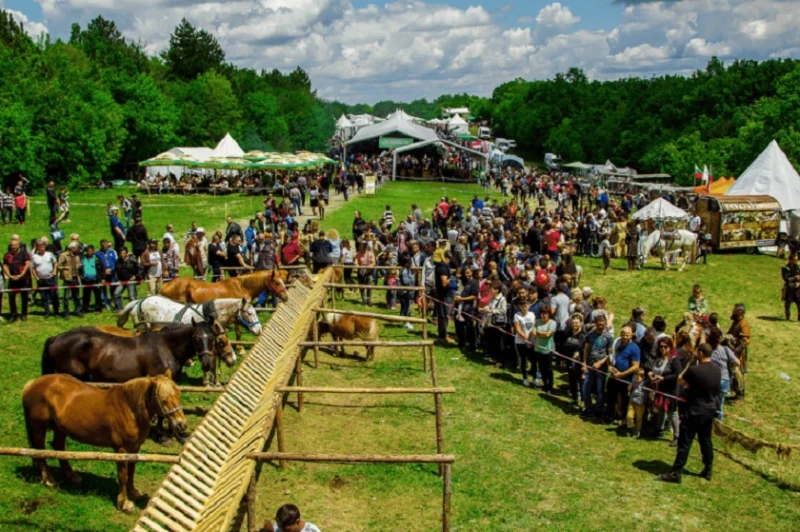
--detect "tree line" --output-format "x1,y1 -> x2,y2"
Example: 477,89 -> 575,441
2,10 -> 798,189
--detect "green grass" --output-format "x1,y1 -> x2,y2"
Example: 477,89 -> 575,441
2,184 -> 800,531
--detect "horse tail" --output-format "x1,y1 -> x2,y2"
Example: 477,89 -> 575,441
41,338 -> 56,375
117,300 -> 137,328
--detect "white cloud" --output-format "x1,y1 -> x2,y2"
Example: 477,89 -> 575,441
15,0 -> 800,102
2,8 -> 48,38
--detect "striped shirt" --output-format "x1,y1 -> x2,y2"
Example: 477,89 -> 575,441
382,210 -> 394,227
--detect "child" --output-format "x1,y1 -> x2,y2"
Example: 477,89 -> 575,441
260,503 -> 321,532
382,205 -> 394,230
627,368 -> 647,438
598,231 -> 611,272
385,268 -> 398,310
688,284 -> 709,319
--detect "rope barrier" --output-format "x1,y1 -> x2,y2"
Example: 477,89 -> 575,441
0,275 -> 205,294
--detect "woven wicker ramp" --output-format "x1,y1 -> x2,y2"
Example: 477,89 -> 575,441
133,270 -> 330,532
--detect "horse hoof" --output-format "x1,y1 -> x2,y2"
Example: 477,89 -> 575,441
129,489 -> 142,501
158,436 -> 174,447
118,500 -> 136,514
43,477 -> 57,489
67,472 -> 82,485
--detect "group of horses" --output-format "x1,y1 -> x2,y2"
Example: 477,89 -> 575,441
22,268 -> 309,512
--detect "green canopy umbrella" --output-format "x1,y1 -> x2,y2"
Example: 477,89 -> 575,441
190,157 -> 254,170
242,150 -> 268,161
139,152 -> 198,167
458,134 -> 479,141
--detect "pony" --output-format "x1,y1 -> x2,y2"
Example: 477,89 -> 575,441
117,296 -> 262,351
22,371 -> 186,513
317,312 -> 379,361
639,229 -> 698,272
159,268 -> 294,305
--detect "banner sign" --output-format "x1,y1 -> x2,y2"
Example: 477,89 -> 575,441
379,137 -> 413,149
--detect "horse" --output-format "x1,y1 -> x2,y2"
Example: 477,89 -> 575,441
117,296 -> 263,352
22,371 -> 186,513
159,268 -> 294,305
639,229 -> 698,272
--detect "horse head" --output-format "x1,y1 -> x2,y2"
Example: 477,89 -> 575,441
209,317 -> 236,367
269,268 -> 290,302
150,369 -> 187,436
237,297 -> 262,335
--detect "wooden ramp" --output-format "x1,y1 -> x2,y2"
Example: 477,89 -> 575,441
133,270 -> 330,532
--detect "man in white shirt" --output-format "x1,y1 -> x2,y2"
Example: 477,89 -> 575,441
162,223 -> 180,256
31,240 -> 59,318
689,214 -> 702,233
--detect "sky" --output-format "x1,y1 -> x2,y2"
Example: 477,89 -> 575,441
3,0 -> 800,104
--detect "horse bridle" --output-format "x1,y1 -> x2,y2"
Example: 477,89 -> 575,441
150,384 -> 183,420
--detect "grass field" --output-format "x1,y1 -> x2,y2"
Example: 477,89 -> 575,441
1,183 -> 800,531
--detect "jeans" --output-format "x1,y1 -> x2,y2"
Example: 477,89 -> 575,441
82,277 -> 102,311
8,278 -> 30,316
517,344 -> 536,381
399,293 -> 412,317
537,350 -> 553,391
568,358 -> 584,402
435,294 -> 451,340
63,279 -> 82,316
582,368 -> 606,415
357,272 -> 373,304
605,378 -> 629,419
717,379 -> 730,420
291,197 -> 301,216
38,277 -> 59,316
113,282 -> 137,309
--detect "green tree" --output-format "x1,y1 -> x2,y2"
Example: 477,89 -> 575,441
177,71 -> 242,146
161,18 -> 225,81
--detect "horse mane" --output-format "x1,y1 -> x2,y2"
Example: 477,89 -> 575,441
236,270 -> 274,292
122,376 -> 155,419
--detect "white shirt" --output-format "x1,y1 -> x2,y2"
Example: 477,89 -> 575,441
273,522 -> 321,532
32,251 -> 57,279
147,250 -> 162,278
163,232 -> 180,255
514,310 -> 536,345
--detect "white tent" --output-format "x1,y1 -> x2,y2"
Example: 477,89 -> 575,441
212,133 -> 245,158
336,114 -> 356,140
725,140 -> 800,211
447,115 -> 469,135
144,147 -> 216,178
442,107 -> 470,117
345,113 -> 438,146
632,198 -> 689,220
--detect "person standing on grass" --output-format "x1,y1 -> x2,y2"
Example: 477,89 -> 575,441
14,188 -> 27,226
782,253 -> 800,320
481,280 -> 507,367
80,245 -> 104,313
454,267 -> 479,350
118,194 -> 133,230
126,216 -> 149,259
563,314 -> 586,405
96,239 -> 117,311
109,206 -> 126,251
606,325 -> 640,424
582,314 -> 614,419
3,234 -> 32,322
46,181 -> 58,218
433,248 -> 455,344
513,291 -> 537,387
309,231 -> 333,274
184,228 -> 208,280
659,343 -> 720,484
707,329 -> 740,420
57,242 -> 83,319
1,186 -> 13,224
141,239 -> 163,295
355,242 -> 376,305
727,303 -> 750,375
161,237 -> 180,280
531,304 -> 556,393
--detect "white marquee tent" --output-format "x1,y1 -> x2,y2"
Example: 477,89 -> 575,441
212,133 -> 245,158
632,198 -> 689,221
345,113 -> 438,147
447,115 -> 469,136
725,140 -> 800,211
336,114 -> 356,140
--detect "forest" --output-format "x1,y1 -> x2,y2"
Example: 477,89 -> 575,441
1,11 -> 799,188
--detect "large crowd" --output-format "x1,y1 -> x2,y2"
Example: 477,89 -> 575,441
0,162 -> 761,486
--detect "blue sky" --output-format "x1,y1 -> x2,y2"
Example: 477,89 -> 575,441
3,0 -> 799,103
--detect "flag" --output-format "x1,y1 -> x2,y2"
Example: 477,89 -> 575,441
694,164 -> 703,179
605,160 -> 618,173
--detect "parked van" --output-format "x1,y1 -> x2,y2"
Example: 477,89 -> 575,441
508,139 -> 517,149
496,138 -> 510,152
478,127 -> 491,140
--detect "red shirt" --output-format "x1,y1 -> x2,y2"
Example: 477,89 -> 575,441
545,229 -> 561,252
281,240 -> 302,264
438,201 -> 449,218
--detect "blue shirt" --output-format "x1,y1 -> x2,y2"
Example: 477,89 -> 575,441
96,249 -> 117,272
614,341 -> 641,372
110,215 -> 124,238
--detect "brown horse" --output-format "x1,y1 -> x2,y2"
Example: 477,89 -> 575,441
22,371 -> 186,512
160,268 -> 293,304
43,319 -> 235,388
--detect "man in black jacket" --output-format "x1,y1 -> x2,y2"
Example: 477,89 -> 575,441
526,219 -> 543,256
659,343 -> 720,483
46,182 -> 58,218
126,216 -> 149,259
226,216 -> 243,241
309,231 -> 333,273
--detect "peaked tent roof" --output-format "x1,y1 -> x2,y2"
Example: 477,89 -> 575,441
336,114 -> 354,128
212,133 -> 244,158
345,113 -> 438,145
169,147 -> 214,161
448,115 -> 468,126
725,140 -> 800,211
632,198 -> 689,221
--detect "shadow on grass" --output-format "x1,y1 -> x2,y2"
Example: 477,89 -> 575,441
717,449 -> 800,492
756,315 -> 785,322
13,465 -> 123,504
632,459 -> 671,476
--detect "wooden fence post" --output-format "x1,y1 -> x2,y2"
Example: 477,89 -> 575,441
442,463 -> 452,532
295,356 -> 304,413
276,400 -> 287,471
